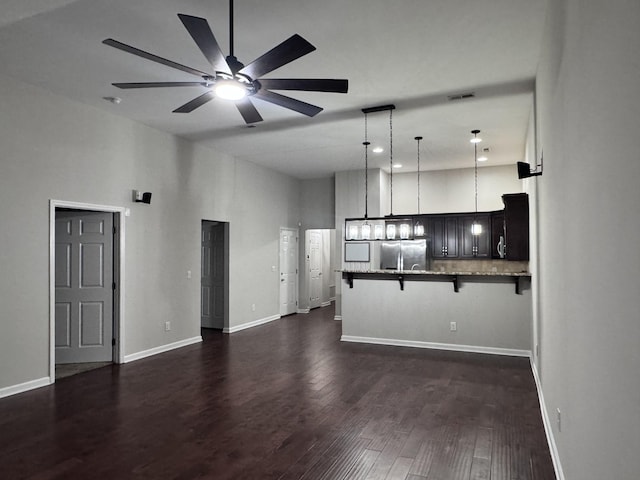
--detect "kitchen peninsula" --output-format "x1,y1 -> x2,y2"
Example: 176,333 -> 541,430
339,193 -> 532,357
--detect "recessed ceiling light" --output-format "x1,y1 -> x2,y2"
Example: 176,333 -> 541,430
477,156 -> 488,162
470,137 -> 482,144
103,96 -> 122,105
392,163 -> 402,169
372,146 -> 384,153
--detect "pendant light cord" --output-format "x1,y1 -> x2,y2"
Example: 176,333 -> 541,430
415,136 -> 422,214
363,113 -> 369,219
474,138 -> 478,214
389,108 -> 393,216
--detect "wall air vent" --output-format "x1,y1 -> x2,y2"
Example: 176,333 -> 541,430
447,92 -> 476,101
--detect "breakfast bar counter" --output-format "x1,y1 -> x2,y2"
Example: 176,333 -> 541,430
338,269 -> 533,357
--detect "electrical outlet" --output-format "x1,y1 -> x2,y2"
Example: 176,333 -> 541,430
251,304 -> 256,312
187,270 -> 192,279
450,321 -> 457,332
556,408 -> 562,432
165,321 -> 171,332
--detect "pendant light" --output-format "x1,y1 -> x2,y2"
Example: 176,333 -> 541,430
414,136 -> 425,237
470,129 -> 482,236
361,104 -> 396,239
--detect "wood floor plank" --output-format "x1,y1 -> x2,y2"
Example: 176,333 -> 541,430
342,449 -> 381,480
365,430 -> 409,479
384,456 -> 413,479
0,305 -> 555,480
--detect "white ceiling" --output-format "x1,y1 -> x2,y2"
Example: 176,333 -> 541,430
0,0 -> 547,179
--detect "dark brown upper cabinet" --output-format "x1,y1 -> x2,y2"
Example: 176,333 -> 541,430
430,215 -> 459,258
502,193 -> 529,261
459,214 -> 491,258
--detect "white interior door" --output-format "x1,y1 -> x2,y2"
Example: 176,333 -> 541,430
279,228 -> 298,316
201,222 -> 225,329
308,230 -> 322,309
55,210 -> 113,364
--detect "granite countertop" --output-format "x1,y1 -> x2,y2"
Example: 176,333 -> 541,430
339,269 -> 531,277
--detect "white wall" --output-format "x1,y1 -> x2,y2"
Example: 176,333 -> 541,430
391,165 -> 523,214
534,1 -> 640,478
0,73 -> 301,393
299,177 -> 335,229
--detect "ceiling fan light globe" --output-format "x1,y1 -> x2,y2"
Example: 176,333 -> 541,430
214,80 -> 247,100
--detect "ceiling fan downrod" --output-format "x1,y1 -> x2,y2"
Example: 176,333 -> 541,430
229,0 -> 235,58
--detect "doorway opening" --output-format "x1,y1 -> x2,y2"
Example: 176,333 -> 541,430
305,229 -> 336,311
50,200 -> 125,383
201,221 -> 229,330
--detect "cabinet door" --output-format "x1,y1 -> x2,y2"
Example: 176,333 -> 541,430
459,215 -> 490,258
430,216 -> 458,258
503,193 -> 529,261
491,211 -> 505,259
431,217 -> 446,258
444,216 -> 458,257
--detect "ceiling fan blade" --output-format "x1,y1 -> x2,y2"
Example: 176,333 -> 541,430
178,14 -> 231,74
235,98 -> 263,124
240,34 -> 316,79
103,39 -> 209,78
173,91 -> 216,113
113,82 -> 208,89
258,78 -> 348,93
253,90 -> 323,117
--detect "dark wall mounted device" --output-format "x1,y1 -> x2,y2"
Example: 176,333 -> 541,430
517,152 -> 544,179
133,190 -> 152,204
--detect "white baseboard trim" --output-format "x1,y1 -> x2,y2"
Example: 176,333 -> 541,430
296,308 -> 310,314
320,301 -> 332,307
334,315 -> 342,321
0,376 -> 52,399
531,359 -> 565,480
330,296 -> 336,302
223,314 -> 280,334
340,335 -> 530,358
124,336 -> 202,363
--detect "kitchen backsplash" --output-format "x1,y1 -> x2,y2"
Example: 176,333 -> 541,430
431,259 -> 529,273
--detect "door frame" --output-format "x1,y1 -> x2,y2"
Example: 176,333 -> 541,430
49,199 -> 126,383
279,227 -> 299,316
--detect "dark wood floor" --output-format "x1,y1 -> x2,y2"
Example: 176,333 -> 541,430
0,305 -> 555,479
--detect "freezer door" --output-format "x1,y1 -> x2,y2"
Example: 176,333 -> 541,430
401,240 -> 428,270
380,242 -> 401,270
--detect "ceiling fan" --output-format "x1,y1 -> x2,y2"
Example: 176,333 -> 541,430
102,0 -> 348,124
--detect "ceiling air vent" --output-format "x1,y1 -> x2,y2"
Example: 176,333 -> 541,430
447,92 -> 476,101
